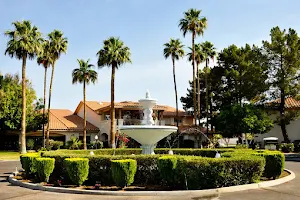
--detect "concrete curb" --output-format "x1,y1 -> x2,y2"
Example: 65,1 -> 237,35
8,169 -> 295,196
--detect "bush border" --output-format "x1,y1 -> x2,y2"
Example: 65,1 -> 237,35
8,169 -> 295,196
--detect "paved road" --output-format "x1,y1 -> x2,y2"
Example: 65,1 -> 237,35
0,161 -> 299,200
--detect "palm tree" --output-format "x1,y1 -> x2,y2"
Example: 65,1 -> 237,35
187,44 -> 205,125
97,37 -> 131,148
179,8 -> 207,125
201,41 -> 216,134
45,30 -> 68,148
37,40 -> 52,148
72,59 -> 98,150
4,20 -> 42,154
163,39 -> 185,130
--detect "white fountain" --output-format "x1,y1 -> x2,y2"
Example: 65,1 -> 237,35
119,90 -> 178,154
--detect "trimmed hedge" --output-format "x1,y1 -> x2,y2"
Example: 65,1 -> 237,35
256,152 -> 285,179
177,156 -> 265,190
35,158 -> 55,182
158,156 -> 178,186
222,150 -> 285,180
20,153 -> 40,177
48,148 -> 234,157
111,159 -> 137,188
64,158 -> 89,186
40,148 -> 285,188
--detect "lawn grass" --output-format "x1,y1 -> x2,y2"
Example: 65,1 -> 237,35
0,151 -> 20,160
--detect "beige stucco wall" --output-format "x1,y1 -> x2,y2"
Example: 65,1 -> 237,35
254,113 -> 300,143
77,105 -> 102,128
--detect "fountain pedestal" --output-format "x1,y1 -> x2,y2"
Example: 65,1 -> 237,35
119,90 -> 178,155
141,144 -> 156,154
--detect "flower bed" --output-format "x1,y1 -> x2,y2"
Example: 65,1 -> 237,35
19,148 -> 284,190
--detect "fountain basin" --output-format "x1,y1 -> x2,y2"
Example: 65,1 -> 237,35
119,125 -> 178,154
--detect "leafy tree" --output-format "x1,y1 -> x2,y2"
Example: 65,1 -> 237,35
45,30 -> 68,148
4,20 -> 43,153
181,66 -> 225,129
217,44 -> 269,106
97,37 -> 131,148
0,73 -> 44,133
37,40 -> 52,148
216,104 -> 273,140
179,8 -> 207,125
263,27 -> 300,142
187,43 -> 205,124
72,59 -> 98,150
163,39 -> 185,130
201,41 -> 217,134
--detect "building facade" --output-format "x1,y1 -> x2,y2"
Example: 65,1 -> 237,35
254,97 -> 300,144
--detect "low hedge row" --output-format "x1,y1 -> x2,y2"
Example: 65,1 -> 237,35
177,155 -> 265,189
42,153 -> 268,188
49,148 -> 235,157
222,150 -> 284,179
43,154 -> 162,185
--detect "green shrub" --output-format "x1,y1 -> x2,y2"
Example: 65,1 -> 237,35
45,148 -> 234,157
235,144 -> 248,149
66,136 -> 82,150
41,148 -> 284,187
35,158 -> 55,182
26,139 -> 35,150
222,150 -> 285,180
111,159 -> 137,188
177,156 -> 265,190
20,153 -> 40,177
158,156 -> 178,186
293,140 -> 300,152
279,143 -> 294,153
64,158 -> 89,186
49,140 -> 64,150
256,152 -> 285,179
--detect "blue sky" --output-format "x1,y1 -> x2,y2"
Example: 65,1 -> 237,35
1,0 -> 300,111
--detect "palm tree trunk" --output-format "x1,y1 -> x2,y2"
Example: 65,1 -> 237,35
110,64 -> 116,148
20,55 -> 27,154
205,60 -> 209,135
42,67 -> 47,148
192,31 -> 197,126
197,63 -> 201,126
172,58 -> 179,131
46,62 -> 55,149
83,80 -> 87,150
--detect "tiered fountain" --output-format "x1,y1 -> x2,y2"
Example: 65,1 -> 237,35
119,90 -> 178,154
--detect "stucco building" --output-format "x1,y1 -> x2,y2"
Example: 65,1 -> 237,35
254,97 -> 300,143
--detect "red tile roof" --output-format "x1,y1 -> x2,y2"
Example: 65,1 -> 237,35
266,97 -> 300,109
74,101 -> 190,117
48,109 -> 99,131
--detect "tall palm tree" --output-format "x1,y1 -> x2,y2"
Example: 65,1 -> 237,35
45,30 -> 68,148
179,8 -> 207,125
37,40 -> 52,148
97,37 -> 131,148
163,39 -> 185,130
201,41 -> 216,134
187,44 -> 205,125
4,20 -> 42,153
72,59 -> 98,150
